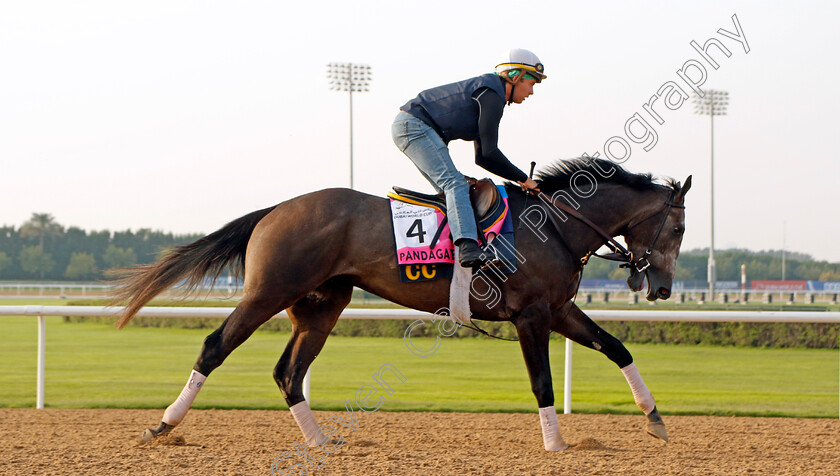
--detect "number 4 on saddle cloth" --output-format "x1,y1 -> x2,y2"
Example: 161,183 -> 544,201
388,178 -> 518,283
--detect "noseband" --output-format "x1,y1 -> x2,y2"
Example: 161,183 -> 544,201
534,189 -> 684,273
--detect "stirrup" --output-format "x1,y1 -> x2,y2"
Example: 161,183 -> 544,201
478,246 -> 505,271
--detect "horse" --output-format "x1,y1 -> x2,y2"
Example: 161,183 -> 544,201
112,157 -> 691,452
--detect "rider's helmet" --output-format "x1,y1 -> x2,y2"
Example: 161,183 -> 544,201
495,48 -> 546,83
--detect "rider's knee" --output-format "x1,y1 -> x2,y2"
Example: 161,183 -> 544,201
437,170 -> 467,191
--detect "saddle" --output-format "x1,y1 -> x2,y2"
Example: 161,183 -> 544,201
391,178 -> 505,244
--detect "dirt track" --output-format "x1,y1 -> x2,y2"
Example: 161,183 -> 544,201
1,408 -> 838,475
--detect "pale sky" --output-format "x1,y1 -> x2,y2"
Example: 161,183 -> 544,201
2,1 -> 838,261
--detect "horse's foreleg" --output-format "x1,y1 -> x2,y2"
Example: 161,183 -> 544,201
274,277 -> 352,447
141,297 -> 283,441
551,302 -> 668,442
513,303 -> 568,451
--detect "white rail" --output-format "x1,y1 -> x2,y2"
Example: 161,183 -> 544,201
2,283 -> 838,295
2,306 -> 839,416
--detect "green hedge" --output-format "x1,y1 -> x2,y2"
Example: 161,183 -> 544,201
596,321 -> 838,348
64,299 -> 839,348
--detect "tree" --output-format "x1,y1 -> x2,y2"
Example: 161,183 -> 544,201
19,245 -> 55,278
20,213 -> 63,250
0,251 -> 11,277
819,270 -> 840,281
102,245 -> 138,270
674,263 -> 694,281
608,267 -> 629,281
65,252 -> 97,280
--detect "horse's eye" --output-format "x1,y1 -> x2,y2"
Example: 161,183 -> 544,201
673,226 -> 684,235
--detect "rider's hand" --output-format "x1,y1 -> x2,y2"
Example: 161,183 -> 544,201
518,178 -> 540,193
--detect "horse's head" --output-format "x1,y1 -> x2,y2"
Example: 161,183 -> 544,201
623,176 -> 692,301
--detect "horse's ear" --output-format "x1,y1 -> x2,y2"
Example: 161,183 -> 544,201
677,175 -> 692,200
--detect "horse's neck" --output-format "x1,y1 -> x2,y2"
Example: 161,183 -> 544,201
564,185 -> 660,257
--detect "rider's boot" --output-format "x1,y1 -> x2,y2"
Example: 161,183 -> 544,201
456,239 -> 489,268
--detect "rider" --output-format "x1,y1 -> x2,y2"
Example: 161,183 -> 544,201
392,48 -> 543,268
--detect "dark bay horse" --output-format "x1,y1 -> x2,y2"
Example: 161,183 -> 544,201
113,158 -> 691,451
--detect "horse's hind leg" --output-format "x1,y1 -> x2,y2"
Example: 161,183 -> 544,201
141,295 -> 287,441
551,301 -> 668,442
274,276 -> 353,446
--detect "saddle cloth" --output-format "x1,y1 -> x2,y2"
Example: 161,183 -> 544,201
388,180 -> 517,282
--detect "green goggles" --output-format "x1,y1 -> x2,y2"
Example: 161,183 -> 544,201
505,70 -> 538,81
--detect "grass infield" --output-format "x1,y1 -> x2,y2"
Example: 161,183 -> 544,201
1,299 -> 837,417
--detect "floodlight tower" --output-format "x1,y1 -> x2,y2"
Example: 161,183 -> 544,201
693,89 -> 729,298
327,63 -> 372,190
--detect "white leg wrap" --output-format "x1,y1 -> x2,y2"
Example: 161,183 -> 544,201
450,247 -> 472,324
162,370 -> 206,426
538,406 -> 568,451
290,401 -> 326,447
621,363 -> 656,414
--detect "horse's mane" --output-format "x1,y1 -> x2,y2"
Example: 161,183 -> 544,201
532,157 -> 679,194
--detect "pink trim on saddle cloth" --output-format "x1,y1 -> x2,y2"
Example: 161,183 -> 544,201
390,198 -> 454,265
483,197 -> 509,236
389,196 -> 509,266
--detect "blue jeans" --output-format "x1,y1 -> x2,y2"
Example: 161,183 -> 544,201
391,111 -> 478,243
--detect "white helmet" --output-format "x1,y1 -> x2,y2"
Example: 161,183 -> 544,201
495,48 -> 546,83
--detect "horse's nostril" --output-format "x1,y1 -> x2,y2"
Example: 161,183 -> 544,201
659,287 -> 671,299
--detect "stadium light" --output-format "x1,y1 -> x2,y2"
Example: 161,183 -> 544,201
693,89 -> 729,298
327,63 -> 372,190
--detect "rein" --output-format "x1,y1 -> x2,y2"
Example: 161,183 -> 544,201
462,187 -> 683,343
459,319 -> 519,342
534,189 -> 684,273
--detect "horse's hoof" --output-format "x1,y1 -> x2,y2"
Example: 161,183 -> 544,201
645,407 -> 669,442
646,421 -> 669,442
544,437 -> 569,451
547,442 -> 569,451
308,437 -> 343,448
141,421 -> 175,442
141,428 -> 155,442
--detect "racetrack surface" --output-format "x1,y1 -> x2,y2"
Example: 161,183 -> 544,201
1,409 -> 838,475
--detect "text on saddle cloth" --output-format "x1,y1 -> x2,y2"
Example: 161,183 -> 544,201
389,184 -> 509,265
389,184 -> 518,282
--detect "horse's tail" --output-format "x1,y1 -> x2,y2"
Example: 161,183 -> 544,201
110,205 -> 276,329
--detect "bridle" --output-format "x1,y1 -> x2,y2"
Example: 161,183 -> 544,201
534,189 -> 685,274
464,187 -> 683,342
